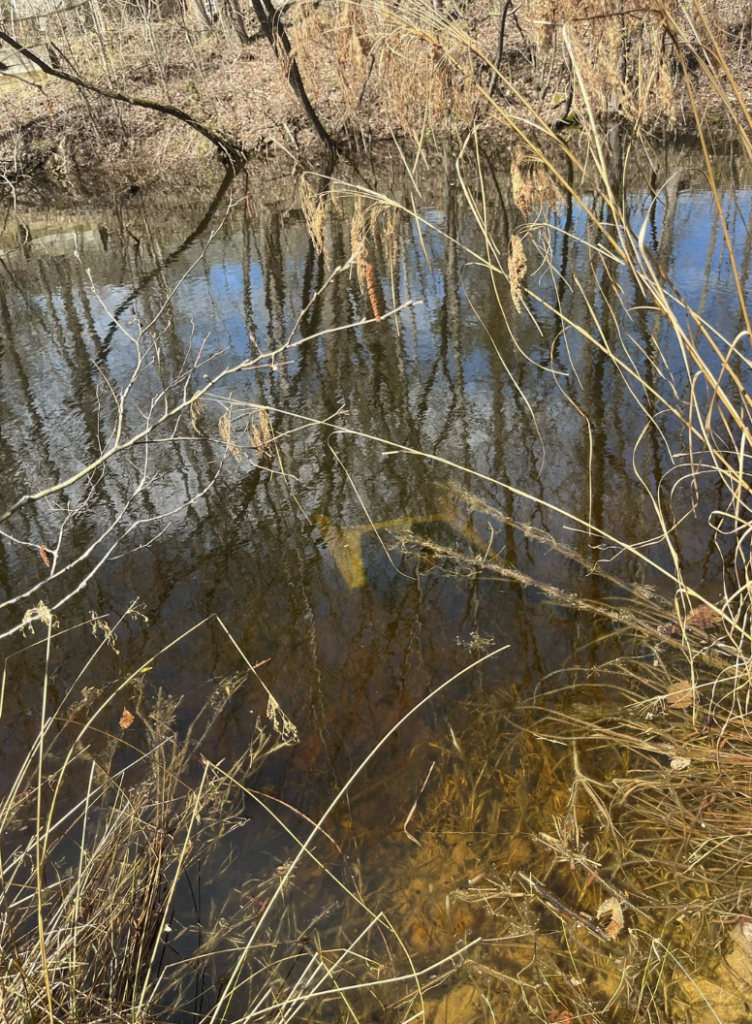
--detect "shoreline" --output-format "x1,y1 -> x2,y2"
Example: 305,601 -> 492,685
3,3 -> 751,202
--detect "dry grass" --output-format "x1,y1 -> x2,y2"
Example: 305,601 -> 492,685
0,611 -> 449,1024
0,628 -> 275,1021
9,5 -> 752,1022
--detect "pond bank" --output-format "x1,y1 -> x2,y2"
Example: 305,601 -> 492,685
3,1 -> 752,199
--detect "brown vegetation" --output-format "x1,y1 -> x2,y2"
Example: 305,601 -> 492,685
7,3 -> 752,1022
3,1 -> 752,190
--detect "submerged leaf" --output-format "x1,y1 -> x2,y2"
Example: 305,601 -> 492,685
663,604 -> 722,637
597,897 -> 625,940
685,605 -> 722,632
667,680 -> 694,709
119,708 -> 135,729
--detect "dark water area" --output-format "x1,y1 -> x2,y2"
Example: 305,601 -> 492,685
0,141 -> 750,952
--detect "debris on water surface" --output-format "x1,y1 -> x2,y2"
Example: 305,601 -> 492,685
670,756 -> 691,771
119,707 -> 135,729
597,897 -> 625,940
667,679 -> 694,709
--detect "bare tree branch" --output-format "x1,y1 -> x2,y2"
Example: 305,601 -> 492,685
0,29 -> 248,163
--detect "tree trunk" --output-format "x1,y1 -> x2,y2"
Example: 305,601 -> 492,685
224,0 -> 251,46
488,0 -> 513,99
191,0 -> 216,30
249,0 -> 336,151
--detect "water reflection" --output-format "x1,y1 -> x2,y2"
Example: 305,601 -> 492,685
0,140 -> 749,874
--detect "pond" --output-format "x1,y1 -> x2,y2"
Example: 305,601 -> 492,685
1,137 -> 750,1019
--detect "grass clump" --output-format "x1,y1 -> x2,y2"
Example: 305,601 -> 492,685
0,653 -> 282,1022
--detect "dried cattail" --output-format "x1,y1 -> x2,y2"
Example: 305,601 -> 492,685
219,410 -> 242,462
508,234 -> 528,313
300,178 -> 327,255
249,408 -> 274,455
364,258 -> 382,322
352,235 -> 381,321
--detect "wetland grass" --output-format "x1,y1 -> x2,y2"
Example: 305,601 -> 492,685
0,623 -> 287,1023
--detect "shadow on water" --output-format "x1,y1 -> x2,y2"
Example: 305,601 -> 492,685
2,136 -> 752,1018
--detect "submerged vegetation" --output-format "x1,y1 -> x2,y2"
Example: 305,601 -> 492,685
5,2 -> 752,1023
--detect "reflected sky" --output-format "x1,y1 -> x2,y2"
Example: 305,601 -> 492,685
0,141 -> 749,863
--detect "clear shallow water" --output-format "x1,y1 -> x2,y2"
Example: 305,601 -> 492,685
0,142 -> 750,981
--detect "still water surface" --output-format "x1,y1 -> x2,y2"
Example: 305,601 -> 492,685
0,142 -> 749,956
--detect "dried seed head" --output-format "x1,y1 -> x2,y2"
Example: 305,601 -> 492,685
300,178 -> 327,255
22,600 -> 59,635
190,398 -> 205,435
509,235 -> 528,313
249,409 -> 274,455
266,694 -> 299,745
219,410 -> 242,462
